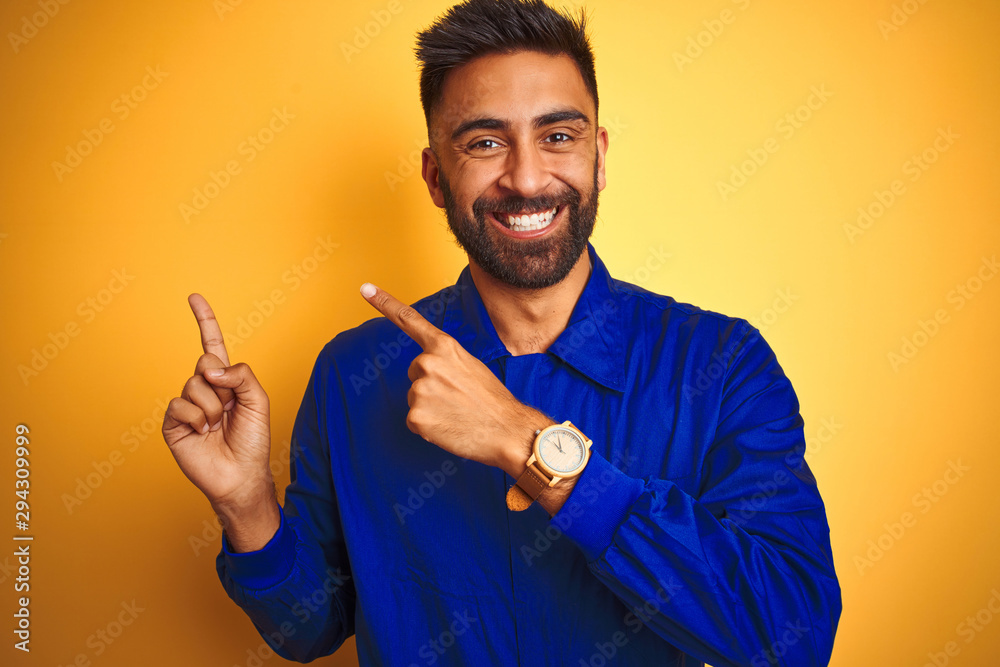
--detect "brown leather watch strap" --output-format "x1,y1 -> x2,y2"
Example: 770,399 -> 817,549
505,485 -> 534,511
506,462 -> 551,511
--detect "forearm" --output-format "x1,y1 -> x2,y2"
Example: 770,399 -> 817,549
212,479 -> 281,553
216,348 -> 356,662
217,508 -> 355,663
496,408 -> 579,517
553,453 -> 840,667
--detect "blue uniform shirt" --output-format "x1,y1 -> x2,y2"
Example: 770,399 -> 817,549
217,244 -> 841,666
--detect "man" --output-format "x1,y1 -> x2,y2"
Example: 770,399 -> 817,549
162,0 -> 841,665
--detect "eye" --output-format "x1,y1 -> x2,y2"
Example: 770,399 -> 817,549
545,132 -> 573,144
469,138 -> 502,151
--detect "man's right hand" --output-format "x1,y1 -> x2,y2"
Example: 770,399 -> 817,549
162,293 -> 279,552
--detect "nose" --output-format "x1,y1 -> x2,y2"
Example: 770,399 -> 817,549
497,143 -> 552,199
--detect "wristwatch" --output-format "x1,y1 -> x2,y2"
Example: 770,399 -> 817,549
506,421 -> 592,511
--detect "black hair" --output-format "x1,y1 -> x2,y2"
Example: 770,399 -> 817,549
415,0 -> 597,132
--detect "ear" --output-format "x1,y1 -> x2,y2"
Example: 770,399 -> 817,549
422,147 -> 446,208
595,126 -> 609,193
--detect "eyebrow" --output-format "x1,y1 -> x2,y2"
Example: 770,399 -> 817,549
450,109 -> 590,141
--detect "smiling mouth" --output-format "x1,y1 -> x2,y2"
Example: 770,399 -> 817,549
496,206 -> 559,232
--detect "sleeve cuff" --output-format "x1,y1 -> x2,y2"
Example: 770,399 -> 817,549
551,450 -> 644,563
221,505 -> 298,590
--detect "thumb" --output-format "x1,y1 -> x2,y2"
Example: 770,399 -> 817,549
204,363 -> 269,411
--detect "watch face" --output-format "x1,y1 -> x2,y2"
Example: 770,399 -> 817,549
537,426 -> 586,474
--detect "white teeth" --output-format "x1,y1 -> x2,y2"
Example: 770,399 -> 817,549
504,207 -> 557,232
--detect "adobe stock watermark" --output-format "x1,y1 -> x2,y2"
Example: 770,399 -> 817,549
617,245 -> 672,286
878,0 -> 933,41
748,619 -> 811,667
802,416 -> 843,460
189,438 -> 299,556
672,0 -> 752,72
264,437 -> 302,490
384,114 -> 628,193
120,397 -> 171,451
179,106 -> 295,223
348,286 -> 465,395
717,85 -> 833,201
921,587 -> 1000,667
384,74 -> 500,192
18,268 -> 135,386
60,397 -> 169,514
547,296 -> 619,359
231,567 -> 351,667
7,0 -> 72,54
571,610 -> 816,663
406,609 -> 478,667
887,253 -> 996,372
52,65 -> 169,182
0,555 -> 18,585
730,417 -> 843,526
519,452 -> 640,567
340,0 -> 404,62
55,599 -> 145,666
222,235 -> 339,348
603,115 -> 629,142
393,458 -> 459,525
843,126 -> 959,243
682,289 -> 799,404
383,76 -> 500,192
213,0 -> 247,20
681,339 -> 744,405
854,458 -> 970,576
747,287 -> 799,334
577,577 -> 684,667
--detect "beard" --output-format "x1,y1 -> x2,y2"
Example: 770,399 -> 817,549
438,158 -> 600,290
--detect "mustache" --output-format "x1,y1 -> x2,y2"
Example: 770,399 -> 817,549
472,187 -> 581,218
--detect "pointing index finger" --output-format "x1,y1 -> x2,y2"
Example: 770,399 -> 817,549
188,293 -> 231,367
361,283 -> 444,350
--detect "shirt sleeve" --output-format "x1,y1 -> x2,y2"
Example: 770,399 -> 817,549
552,323 -> 842,667
215,348 -> 356,663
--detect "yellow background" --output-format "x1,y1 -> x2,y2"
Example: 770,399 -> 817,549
2,0 -> 998,665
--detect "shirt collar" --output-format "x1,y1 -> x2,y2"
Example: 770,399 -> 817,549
442,243 -> 626,393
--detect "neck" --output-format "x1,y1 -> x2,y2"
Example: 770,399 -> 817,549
469,249 -> 592,356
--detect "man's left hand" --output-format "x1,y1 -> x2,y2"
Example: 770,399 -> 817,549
361,283 -> 549,475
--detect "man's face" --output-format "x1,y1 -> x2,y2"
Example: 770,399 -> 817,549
421,51 -> 608,290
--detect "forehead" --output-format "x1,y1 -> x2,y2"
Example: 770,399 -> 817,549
434,51 -> 594,131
